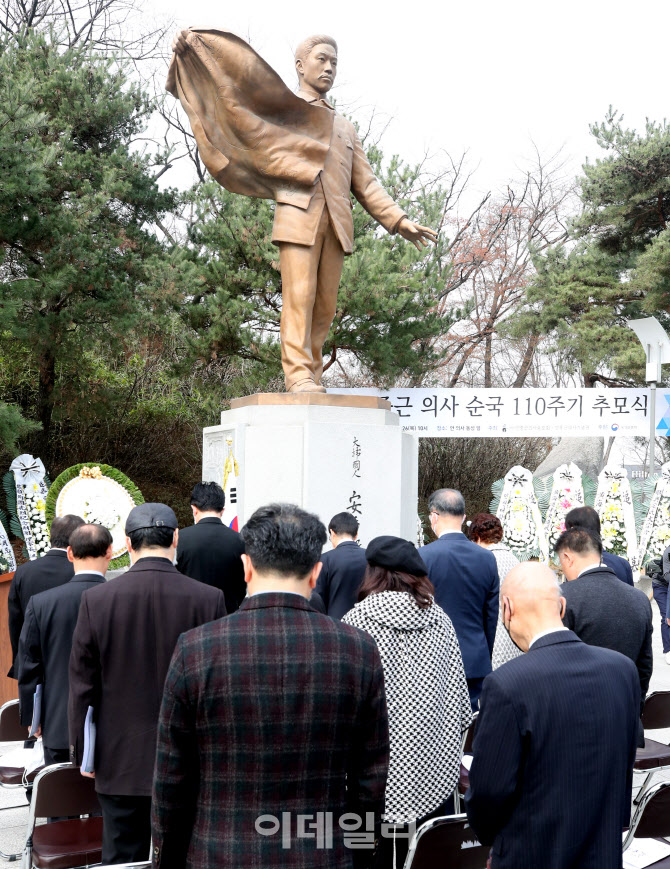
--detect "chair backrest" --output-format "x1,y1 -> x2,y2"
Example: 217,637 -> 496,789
641,692 -> 670,730
404,814 -> 489,869
32,764 -> 101,819
630,782 -> 670,840
0,699 -> 27,742
463,712 -> 479,754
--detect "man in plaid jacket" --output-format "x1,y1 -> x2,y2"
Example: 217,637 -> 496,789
151,503 -> 389,869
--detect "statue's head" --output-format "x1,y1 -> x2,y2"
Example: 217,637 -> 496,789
295,35 -> 338,95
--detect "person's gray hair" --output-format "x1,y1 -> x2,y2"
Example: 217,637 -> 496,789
294,35 -> 338,63
428,488 -> 466,518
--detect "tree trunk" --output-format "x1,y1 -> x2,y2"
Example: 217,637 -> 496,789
484,332 -> 492,388
512,334 -> 539,387
448,340 -> 481,387
36,348 -> 56,458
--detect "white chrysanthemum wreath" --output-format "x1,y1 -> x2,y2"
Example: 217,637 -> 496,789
46,463 -> 144,570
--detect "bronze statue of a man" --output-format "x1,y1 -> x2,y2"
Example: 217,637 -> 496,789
170,30 -> 436,393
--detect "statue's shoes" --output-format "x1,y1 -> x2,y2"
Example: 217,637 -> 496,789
288,379 -> 327,394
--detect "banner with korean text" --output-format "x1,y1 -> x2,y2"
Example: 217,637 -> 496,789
334,388 -> 666,438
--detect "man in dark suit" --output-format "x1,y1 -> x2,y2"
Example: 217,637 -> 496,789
419,489 -> 499,709
556,526 -> 653,743
175,481 -> 246,613
314,511 -> 367,618
69,503 -> 226,865
7,514 -> 85,678
152,503 -> 389,869
466,562 -> 640,869
564,505 -> 634,585
17,524 -> 113,766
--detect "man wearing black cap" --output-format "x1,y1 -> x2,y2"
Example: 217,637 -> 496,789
68,503 -> 226,865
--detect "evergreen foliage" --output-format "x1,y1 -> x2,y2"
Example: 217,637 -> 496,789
2,472 -> 23,540
574,112 -> 670,259
0,29 -> 176,454
512,110 -> 670,384
0,402 -> 40,453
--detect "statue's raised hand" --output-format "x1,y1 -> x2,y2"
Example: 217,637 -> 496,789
397,217 -> 438,251
172,29 -> 191,55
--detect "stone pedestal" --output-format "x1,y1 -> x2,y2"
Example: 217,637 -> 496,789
203,394 -> 418,547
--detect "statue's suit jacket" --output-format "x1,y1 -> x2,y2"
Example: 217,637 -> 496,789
166,32 -> 406,254
272,92 -> 406,253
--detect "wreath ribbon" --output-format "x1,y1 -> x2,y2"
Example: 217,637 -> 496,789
10,454 -> 49,561
0,516 -> 16,573
595,465 -> 638,570
497,465 -> 549,562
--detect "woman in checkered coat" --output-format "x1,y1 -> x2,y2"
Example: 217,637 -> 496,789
468,513 -> 523,669
342,535 -> 472,869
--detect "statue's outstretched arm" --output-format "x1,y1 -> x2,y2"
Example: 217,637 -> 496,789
350,131 -> 437,250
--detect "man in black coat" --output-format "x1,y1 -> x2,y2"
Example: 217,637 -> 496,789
7,514 -> 85,678
466,562 -> 640,869
68,503 -> 226,865
175,481 -> 246,613
556,526 -> 652,743
419,489 -> 499,709
17,524 -> 113,766
564,505 -> 634,585
314,511 -> 367,618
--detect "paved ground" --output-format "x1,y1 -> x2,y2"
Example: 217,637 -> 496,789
2,582 -> 670,866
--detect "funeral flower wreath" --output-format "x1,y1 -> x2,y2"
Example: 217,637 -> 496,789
491,466 -> 549,562
46,463 -> 144,569
637,463 -> 670,568
23,484 -> 50,557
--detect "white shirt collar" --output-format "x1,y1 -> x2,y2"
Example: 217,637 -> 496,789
51,547 -> 68,553
529,627 -> 569,649
251,590 -> 305,597
439,529 -> 463,537
577,562 -> 602,578
74,570 -> 105,578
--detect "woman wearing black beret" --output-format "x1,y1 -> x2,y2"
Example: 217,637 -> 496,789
342,535 -> 472,869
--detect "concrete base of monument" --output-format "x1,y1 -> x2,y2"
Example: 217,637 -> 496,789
203,393 -> 419,547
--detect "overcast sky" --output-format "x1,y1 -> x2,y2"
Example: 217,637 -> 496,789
157,0 -> 669,201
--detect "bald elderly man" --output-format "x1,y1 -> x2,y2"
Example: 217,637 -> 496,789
465,563 -> 639,869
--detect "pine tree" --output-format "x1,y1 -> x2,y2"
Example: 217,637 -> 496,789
0,30 -> 175,456
512,110 -> 670,384
0,402 -> 39,453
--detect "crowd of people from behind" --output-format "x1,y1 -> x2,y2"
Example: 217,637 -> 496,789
3,481 -> 661,868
